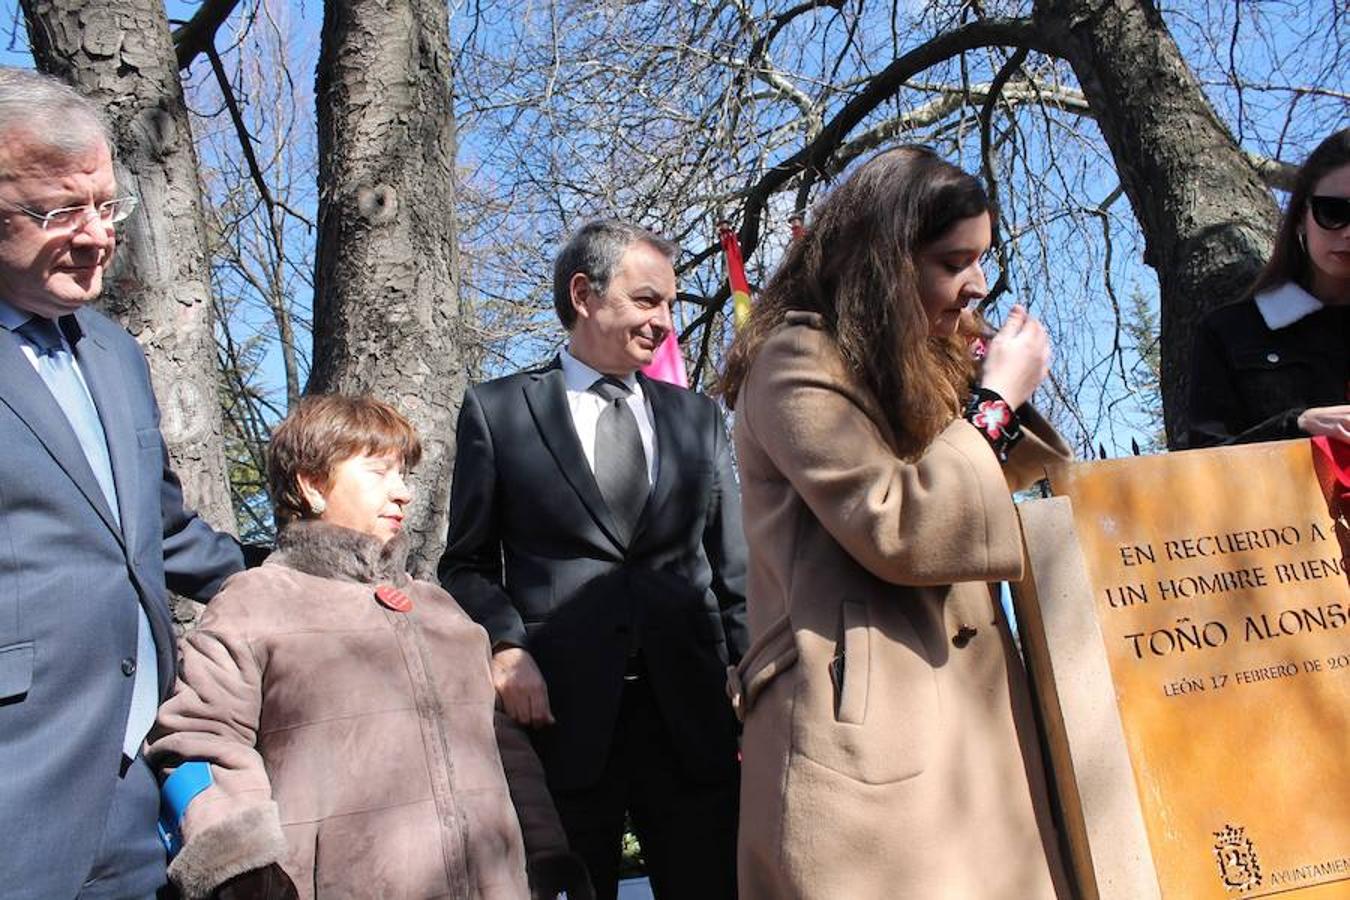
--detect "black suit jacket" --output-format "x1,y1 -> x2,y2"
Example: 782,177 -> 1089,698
439,361 -> 749,790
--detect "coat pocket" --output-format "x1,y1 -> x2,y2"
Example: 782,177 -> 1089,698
833,601 -> 869,724
0,640 -> 34,701
1230,346 -> 1322,422
794,596 -> 937,785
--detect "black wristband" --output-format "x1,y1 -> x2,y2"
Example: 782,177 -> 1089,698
964,386 -> 1024,463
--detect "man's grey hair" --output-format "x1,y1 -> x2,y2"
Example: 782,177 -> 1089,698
0,67 -> 111,175
552,219 -> 678,329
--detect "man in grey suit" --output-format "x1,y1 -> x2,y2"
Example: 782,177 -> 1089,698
0,68 -> 244,899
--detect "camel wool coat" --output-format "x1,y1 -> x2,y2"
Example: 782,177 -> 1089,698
730,312 -> 1074,900
148,522 -> 564,900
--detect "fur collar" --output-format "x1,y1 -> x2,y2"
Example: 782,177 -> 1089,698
270,520 -> 411,586
1254,281 -> 1323,330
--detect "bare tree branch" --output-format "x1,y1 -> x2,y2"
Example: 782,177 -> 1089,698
172,0 -> 244,71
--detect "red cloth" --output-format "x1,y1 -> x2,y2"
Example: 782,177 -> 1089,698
1310,436 -> 1350,586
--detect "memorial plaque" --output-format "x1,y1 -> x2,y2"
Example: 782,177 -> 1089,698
1017,439 -> 1350,900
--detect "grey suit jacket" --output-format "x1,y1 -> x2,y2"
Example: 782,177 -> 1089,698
0,305 -> 243,900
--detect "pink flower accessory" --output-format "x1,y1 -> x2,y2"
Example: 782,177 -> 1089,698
963,386 -> 1023,462
968,335 -> 988,362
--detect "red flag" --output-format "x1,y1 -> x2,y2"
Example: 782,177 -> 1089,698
718,223 -> 752,329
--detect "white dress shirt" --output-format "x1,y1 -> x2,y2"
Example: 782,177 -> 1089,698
559,347 -> 658,486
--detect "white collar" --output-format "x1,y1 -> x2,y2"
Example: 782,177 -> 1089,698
559,346 -> 639,394
1254,282 -> 1324,330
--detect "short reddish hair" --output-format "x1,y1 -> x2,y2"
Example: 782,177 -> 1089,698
267,394 -> 422,527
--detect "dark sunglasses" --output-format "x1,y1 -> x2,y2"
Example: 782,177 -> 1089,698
1308,195 -> 1350,231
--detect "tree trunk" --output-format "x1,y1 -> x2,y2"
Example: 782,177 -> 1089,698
311,0 -> 464,576
22,0 -> 237,542
1035,0 -> 1280,446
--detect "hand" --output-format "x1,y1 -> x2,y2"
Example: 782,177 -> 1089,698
978,305 -> 1051,410
213,863 -> 298,900
1298,405 -> 1350,443
492,646 -> 555,728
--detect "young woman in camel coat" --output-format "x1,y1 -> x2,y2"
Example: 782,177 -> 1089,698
722,147 -> 1074,899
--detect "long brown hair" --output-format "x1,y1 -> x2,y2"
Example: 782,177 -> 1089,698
720,146 -> 987,457
1249,128 -> 1350,298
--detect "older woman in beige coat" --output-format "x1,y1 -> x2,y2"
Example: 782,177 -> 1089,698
148,396 -> 591,900
722,147 -> 1073,899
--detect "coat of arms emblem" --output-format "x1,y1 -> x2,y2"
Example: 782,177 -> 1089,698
1214,823 -> 1262,892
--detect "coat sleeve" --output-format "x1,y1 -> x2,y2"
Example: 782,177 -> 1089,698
146,599 -> 286,900
1003,404 -> 1073,491
438,387 -> 528,649
494,710 -> 568,857
495,711 -> 596,899
740,326 -> 1024,588
704,405 -> 750,662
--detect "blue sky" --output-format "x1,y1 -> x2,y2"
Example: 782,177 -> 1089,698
0,0 -> 1344,459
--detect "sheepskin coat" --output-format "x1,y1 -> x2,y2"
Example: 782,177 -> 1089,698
730,312 -> 1074,899
148,522 -> 537,900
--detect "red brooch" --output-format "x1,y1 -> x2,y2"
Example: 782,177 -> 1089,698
375,584 -> 413,613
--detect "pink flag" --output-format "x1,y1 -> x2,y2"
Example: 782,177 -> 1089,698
642,331 -> 688,388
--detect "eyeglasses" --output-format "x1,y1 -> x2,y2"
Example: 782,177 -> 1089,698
0,195 -> 138,232
1308,195 -> 1350,231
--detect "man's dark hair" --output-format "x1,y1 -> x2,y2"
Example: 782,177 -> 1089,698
552,219 -> 678,329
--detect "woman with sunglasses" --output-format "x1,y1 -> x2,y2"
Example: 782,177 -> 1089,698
1185,128 -> 1350,448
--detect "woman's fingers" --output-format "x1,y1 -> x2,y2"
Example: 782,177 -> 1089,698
999,304 -> 1027,336
980,306 -> 1052,409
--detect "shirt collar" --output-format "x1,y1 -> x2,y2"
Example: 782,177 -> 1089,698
0,298 -> 30,332
1254,282 -> 1324,330
560,346 -> 639,394
0,299 -> 84,346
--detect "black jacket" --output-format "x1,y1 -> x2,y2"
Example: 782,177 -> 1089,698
438,361 -> 748,790
1182,287 -> 1349,449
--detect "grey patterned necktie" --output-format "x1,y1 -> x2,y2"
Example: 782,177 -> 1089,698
17,315 -> 157,759
589,376 -> 649,540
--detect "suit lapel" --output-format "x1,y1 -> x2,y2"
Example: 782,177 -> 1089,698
0,324 -> 123,543
630,374 -> 678,547
523,362 -> 628,550
70,313 -> 176,677
73,311 -> 139,552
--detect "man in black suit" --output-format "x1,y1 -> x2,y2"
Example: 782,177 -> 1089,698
440,219 -> 748,899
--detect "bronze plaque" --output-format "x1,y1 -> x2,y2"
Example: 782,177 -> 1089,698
1045,440 -> 1349,898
